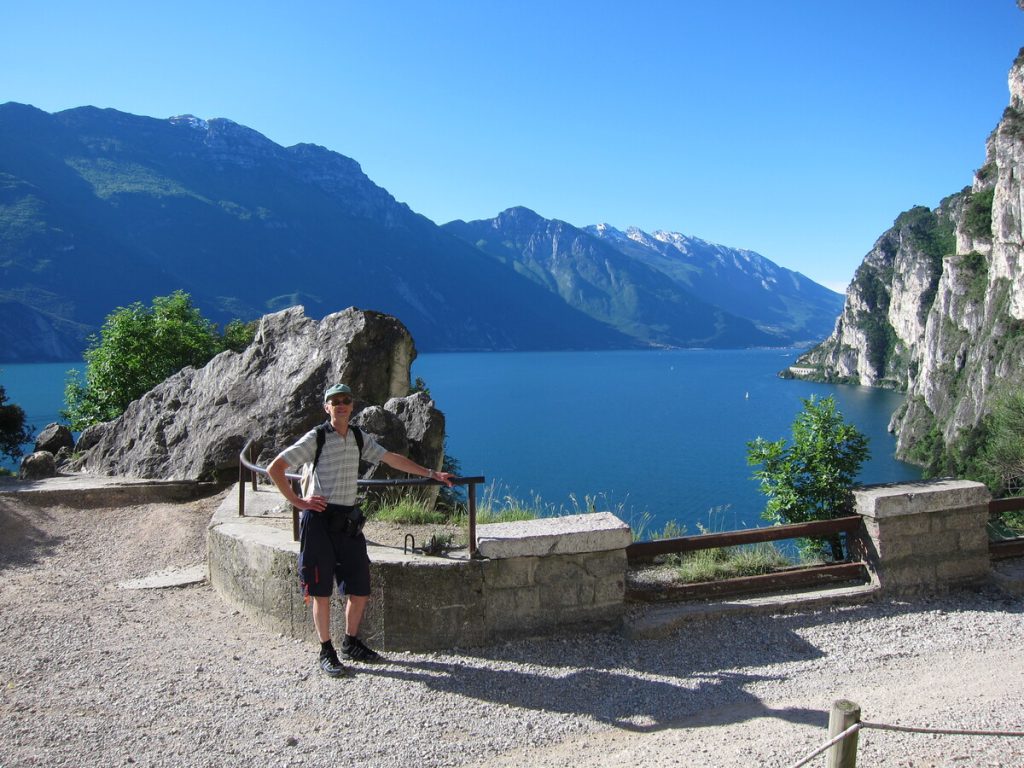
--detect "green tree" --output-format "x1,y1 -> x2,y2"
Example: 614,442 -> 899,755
222,318 -> 257,353
64,291 -> 253,430
964,188 -> 994,240
0,384 -> 34,464
747,395 -> 870,560
979,389 -> 1024,497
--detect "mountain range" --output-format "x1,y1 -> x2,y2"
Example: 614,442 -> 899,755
444,209 -> 841,348
0,102 -> 842,362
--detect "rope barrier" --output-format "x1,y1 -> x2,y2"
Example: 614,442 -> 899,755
784,723 -> 861,768
784,718 -> 1024,768
861,721 -> 1024,738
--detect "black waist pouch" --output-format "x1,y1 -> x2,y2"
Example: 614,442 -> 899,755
326,504 -> 366,538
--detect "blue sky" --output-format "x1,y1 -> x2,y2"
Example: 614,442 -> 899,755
4,1 -> 1022,292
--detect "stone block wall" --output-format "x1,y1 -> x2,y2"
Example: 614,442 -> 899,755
364,512 -> 631,650
853,479 -> 991,595
475,512 -> 631,640
481,548 -> 628,637
208,491 -> 632,651
207,518 -> 306,637
363,556 -> 488,651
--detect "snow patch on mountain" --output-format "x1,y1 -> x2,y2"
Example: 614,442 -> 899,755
169,114 -> 209,131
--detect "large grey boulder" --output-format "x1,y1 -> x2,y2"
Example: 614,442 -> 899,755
79,306 -> 444,481
352,393 -> 448,506
387,392 -> 447,506
353,406 -> 409,458
20,451 -> 57,480
34,423 -> 74,454
385,392 -> 446,473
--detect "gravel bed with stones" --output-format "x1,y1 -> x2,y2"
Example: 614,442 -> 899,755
1,488 -> 1022,768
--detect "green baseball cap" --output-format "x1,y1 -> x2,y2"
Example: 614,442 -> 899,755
323,383 -> 353,402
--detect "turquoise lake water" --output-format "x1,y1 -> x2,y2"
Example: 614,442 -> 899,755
2,349 -> 921,533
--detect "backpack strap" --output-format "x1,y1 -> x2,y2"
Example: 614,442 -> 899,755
311,421 -> 364,472
311,420 -> 331,472
350,424 -> 364,456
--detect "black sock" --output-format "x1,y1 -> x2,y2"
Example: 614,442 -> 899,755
344,634 -> 357,645
320,640 -> 334,656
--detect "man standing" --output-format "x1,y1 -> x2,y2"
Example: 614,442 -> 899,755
268,383 -> 454,677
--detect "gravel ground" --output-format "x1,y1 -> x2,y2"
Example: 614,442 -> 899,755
1,488 -> 1023,768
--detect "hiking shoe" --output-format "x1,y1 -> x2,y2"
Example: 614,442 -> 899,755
341,636 -> 383,663
318,649 -> 351,678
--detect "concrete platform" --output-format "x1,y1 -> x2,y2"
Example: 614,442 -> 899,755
209,484 -> 630,651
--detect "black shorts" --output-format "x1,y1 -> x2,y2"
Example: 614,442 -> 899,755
298,505 -> 371,598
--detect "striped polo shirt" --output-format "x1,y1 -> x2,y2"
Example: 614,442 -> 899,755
278,424 -> 386,506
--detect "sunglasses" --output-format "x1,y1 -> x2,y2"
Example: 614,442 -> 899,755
327,396 -> 353,406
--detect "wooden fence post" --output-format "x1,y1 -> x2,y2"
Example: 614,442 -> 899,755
826,699 -> 861,768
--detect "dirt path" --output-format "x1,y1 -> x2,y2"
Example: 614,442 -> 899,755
1,488 -> 1022,768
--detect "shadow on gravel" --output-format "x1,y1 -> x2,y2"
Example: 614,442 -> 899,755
454,588 -> 1024,681
0,498 -> 64,571
360,661 -> 826,733
358,588 -> 1023,732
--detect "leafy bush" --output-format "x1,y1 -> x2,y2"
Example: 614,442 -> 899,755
747,396 -> 870,560
978,389 -> 1024,497
976,162 -> 997,184
64,291 -> 255,430
964,188 -> 994,240
906,422 -> 945,474
999,105 -> 1024,138
860,311 -> 899,379
437,444 -> 466,510
0,384 -> 34,462
222,318 -> 256,352
958,251 -> 989,303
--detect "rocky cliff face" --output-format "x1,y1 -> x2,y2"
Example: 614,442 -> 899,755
798,49 -> 1024,469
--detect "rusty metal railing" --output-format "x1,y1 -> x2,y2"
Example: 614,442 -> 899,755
989,494 -> 1024,559
625,515 -> 865,561
626,515 -> 870,601
237,438 -> 486,558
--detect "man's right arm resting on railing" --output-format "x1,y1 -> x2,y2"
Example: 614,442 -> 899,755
267,456 -> 328,512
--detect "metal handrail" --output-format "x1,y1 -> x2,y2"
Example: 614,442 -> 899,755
237,438 -> 486,557
625,516 -> 871,602
625,515 -> 864,562
989,495 -> 1024,559
989,495 -> 1024,515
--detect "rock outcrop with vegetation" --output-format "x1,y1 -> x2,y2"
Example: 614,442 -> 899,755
797,48 -> 1024,474
76,306 -> 445,481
